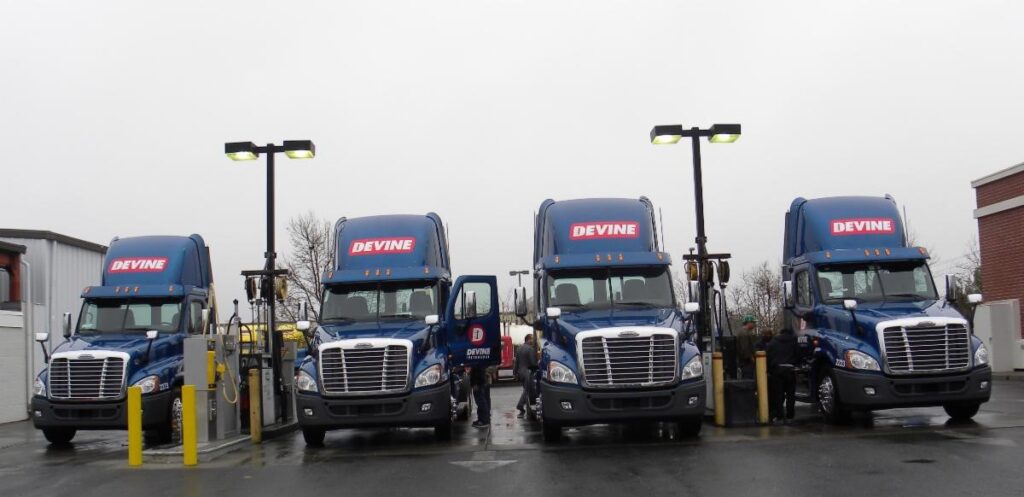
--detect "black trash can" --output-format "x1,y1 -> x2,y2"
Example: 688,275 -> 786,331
724,379 -> 759,427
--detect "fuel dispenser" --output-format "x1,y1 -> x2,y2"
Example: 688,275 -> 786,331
183,309 -> 241,442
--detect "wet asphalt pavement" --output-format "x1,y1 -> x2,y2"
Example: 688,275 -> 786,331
2,380 -> 1022,497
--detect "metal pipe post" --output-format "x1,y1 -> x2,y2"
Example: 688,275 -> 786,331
755,350 -> 769,424
249,368 -> 262,443
265,146 -> 283,423
712,352 -> 725,427
690,130 -> 711,349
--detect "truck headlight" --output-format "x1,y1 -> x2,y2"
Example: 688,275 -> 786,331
845,350 -> 880,371
974,343 -> 989,366
132,375 -> 161,394
33,377 -> 46,397
296,370 -> 319,392
681,355 -> 704,380
547,361 -> 578,385
414,364 -> 442,388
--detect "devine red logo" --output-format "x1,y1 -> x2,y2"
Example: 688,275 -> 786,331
830,218 -> 895,236
569,221 -> 640,240
348,237 -> 416,256
468,325 -> 487,346
108,257 -> 169,273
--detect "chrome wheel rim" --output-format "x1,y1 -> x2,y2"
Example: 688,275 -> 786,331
171,396 -> 183,442
818,376 -> 835,415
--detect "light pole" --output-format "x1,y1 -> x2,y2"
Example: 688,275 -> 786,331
509,270 -> 529,286
225,139 -> 315,423
650,124 -> 740,350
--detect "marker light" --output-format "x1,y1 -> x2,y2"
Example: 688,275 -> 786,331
283,140 -> 316,159
650,124 -> 684,145
225,141 -> 259,161
708,124 -> 741,143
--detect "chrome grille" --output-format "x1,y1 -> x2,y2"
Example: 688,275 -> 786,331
48,356 -> 126,400
320,343 -> 410,395
881,323 -> 971,374
579,332 -> 677,388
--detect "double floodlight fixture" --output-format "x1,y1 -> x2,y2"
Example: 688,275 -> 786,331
224,140 -> 317,161
649,124 -> 741,145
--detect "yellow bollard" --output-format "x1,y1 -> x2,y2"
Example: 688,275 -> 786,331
182,385 -> 197,466
755,351 -> 769,424
712,352 -> 725,427
249,368 -> 262,444
127,386 -> 142,467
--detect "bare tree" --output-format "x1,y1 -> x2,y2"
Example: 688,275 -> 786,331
278,211 -> 333,322
728,261 -> 783,335
950,238 -> 982,316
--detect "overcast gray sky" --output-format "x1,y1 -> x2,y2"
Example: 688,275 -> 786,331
2,1 -> 1021,319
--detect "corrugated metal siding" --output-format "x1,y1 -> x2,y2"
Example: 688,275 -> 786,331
0,311 -> 27,423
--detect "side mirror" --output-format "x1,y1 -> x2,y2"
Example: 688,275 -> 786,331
296,320 -> 311,332
425,314 -> 439,326
546,307 -> 561,319
683,302 -> 700,314
36,332 -> 51,364
513,286 -> 528,318
843,299 -> 858,311
944,274 -> 960,303
35,332 -> 49,343
298,301 -> 309,321
687,281 -> 700,304
200,309 -> 210,335
782,281 -> 794,309
62,312 -> 72,339
146,330 -> 159,340
464,291 -> 478,319
967,294 -> 983,305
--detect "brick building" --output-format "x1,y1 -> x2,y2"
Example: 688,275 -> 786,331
972,163 -> 1024,338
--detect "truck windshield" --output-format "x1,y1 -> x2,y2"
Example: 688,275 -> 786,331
816,261 -> 938,303
546,267 -> 674,310
321,280 -> 439,323
78,298 -> 183,334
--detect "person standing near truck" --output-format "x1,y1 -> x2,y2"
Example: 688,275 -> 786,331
515,334 -> 538,417
767,327 -> 799,422
470,366 -> 491,428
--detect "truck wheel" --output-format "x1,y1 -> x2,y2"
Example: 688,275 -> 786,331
817,371 -> 851,424
542,420 -> 561,442
457,392 -> 473,422
434,421 -> 453,440
676,416 -> 703,438
302,427 -> 326,447
944,402 -> 981,421
145,387 -> 182,445
43,428 -> 76,445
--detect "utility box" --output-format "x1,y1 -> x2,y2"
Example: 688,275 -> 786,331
975,299 -> 1022,373
184,334 -> 240,442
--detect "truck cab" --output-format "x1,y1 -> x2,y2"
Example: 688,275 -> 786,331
517,198 -> 705,442
294,213 -> 501,445
31,235 -> 217,445
782,196 -> 991,422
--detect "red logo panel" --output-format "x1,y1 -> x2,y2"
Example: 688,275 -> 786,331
348,237 -> 416,256
569,221 -> 640,240
830,218 -> 895,236
108,257 -> 169,273
468,325 -> 487,346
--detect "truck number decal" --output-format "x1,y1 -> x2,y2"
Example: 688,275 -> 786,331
569,221 -> 639,240
108,257 -> 169,273
830,218 -> 894,235
348,237 -> 416,255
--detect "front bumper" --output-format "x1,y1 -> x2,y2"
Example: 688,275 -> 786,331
540,379 -> 705,426
296,383 -> 452,430
31,390 -> 173,431
833,366 -> 992,410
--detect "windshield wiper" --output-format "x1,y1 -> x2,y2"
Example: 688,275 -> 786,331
885,293 -> 927,300
322,317 -> 355,323
378,314 -> 413,319
615,301 -> 657,307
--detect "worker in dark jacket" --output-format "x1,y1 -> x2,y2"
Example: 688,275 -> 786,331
515,334 -> 538,417
469,366 -> 490,428
766,327 -> 800,422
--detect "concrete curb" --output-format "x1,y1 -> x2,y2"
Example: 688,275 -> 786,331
142,421 -> 298,464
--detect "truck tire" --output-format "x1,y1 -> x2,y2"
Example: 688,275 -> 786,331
676,416 -> 703,438
302,427 -> 326,447
434,421 -> 453,440
542,420 -> 561,442
42,428 -> 76,445
817,370 -> 851,424
944,402 -> 981,421
145,387 -> 182,445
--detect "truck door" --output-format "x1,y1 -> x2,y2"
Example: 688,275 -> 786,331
445,275 -> 501,368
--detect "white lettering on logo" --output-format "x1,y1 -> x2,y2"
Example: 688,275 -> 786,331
569,221 -> 640,240
830,218 -> 895,236
348,237 -> 417,256
108,257 -> 169,274
467,347 -> 491,359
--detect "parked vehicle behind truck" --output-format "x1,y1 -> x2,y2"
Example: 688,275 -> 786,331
31,235 -> 217,444
781,196 -> 991,422
514,197 -> 705,442
294,213 -> 502,445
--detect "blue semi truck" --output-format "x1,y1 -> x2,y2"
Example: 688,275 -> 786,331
782,196 -> 991,422
31,235 -> 217,444
294,213 -> 501,445
514,198 -> 705,441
